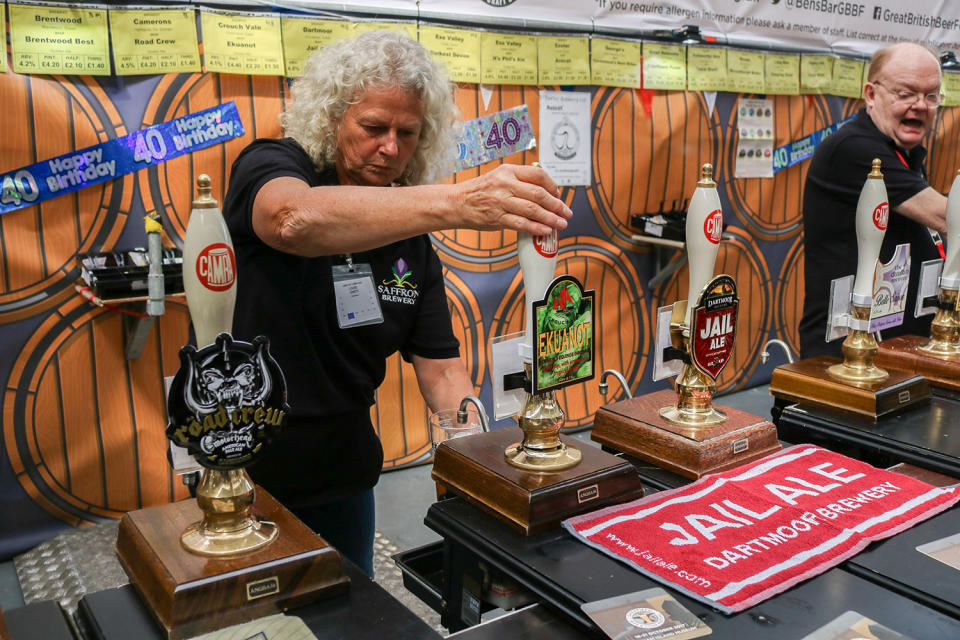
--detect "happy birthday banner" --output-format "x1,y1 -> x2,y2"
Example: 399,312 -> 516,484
564,445 -> 960,614
454,106 -> 536,172
0,102 -> 244,216
771,114 -> 856,173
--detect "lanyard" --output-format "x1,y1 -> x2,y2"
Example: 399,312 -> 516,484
894,150 -> 945,260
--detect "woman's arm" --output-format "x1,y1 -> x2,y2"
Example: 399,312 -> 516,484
410,355 -> 476,414
251,164 -> 572,256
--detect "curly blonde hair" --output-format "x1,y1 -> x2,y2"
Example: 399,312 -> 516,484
282,30 -> 460,186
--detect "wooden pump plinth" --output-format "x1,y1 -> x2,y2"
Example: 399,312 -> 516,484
875,288 -> 960,393
431,428 -> 645,535
115,487 -> 349,640
770,355 -> 931,422
876,335 -> 960,393
591,389 -> 781,479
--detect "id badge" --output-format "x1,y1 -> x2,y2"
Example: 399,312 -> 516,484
332,263 -> 384,328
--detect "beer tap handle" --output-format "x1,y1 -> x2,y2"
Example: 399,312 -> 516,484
851,159 -> 888,304
683,164 -> 723,326
942,169 -> 960,288
517,164 -> 559,363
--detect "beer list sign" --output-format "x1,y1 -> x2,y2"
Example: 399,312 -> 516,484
565,445 -> 960,613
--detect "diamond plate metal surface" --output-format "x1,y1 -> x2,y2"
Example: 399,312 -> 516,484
12,522 -> 446,635
14,521 -> 127,614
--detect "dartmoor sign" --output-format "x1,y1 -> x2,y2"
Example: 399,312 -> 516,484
564,445 -> 960,613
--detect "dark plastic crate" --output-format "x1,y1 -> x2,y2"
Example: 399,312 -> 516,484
393,541 -> 444,615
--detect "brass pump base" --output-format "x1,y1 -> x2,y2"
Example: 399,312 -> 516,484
181,468 -> 278,557
919,288 -> 960,358
504,362 -> 581,472
659,363 -> 728,428
828,303 -> 889,383
504,442 -> 582,471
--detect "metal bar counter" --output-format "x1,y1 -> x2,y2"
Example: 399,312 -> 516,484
424,495 -> 960,638
776,390 -> 960,477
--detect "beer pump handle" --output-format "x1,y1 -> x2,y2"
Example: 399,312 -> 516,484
517,230 -> 559,363
851,159 -> 888,303
182,175 -> 238,348
683,164 -> 723,327
516,163 -> 560,364
942,169 -> 960,287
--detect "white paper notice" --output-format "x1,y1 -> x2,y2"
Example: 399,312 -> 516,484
735,98 -> 774,178
539,90 -> 591,186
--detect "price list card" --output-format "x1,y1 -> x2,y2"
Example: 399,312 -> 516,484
801,54 -> 834,94
420,25 -> 481,84
200,9 -> 284,76
831,57 -> 865,99
591,38 -> 641,89
9,3 -> 110,75
481,32 -> 538,86
765,53 -> 800,95
109,7 -> 200,75
538,36 -> 590,86
642,42 -> 687,91
687,46 -> 727,92
727,49 -> 765,95
281,17 -> 348,77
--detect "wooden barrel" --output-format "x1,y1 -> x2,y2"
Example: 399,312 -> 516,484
926,105 -> 960,192
374,268 -> 484,470
0,73 -> 131,323
431,83 -> 575,272
774,234 -> 805,360
488,236 -> 649,429
587,88 -> 719,251
138,73 -> 288,242
723,95 -> 831,241
3,296 -> 191,525
653,226 -> 771,393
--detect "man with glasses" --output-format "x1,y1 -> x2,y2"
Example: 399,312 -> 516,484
799,42 -> 947,358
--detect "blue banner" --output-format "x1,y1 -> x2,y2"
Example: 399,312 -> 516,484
0,102 -> 245,216
772,114 -> 855,174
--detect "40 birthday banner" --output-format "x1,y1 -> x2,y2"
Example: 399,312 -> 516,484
0,101 -> 245,216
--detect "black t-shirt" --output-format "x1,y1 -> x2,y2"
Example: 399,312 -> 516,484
799,109 -> 938,359
222,137 -> 461,506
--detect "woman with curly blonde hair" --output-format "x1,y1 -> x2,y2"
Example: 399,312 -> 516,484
282,30 -> 458,186
222,30 -> 570,576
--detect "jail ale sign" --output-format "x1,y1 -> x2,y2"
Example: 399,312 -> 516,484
690,275 -> 738,381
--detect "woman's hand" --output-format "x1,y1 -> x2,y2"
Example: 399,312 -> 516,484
454,164 -> 572,236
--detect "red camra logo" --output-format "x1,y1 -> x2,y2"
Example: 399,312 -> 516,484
873,202 -> 889,231
704,210 -> 723,244
534,231 -> 559,257
196,243 -> 236,292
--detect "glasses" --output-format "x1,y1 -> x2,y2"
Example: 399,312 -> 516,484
871,81 -> 943,108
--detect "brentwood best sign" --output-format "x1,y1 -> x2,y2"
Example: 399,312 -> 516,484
564,445 -> 960,613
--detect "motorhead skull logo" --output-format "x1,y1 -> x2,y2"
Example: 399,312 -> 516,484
166,333 -> 288,469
